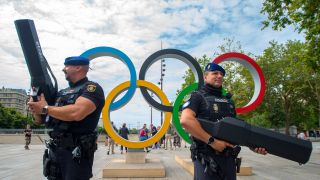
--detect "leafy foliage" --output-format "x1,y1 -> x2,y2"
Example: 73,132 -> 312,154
0,103 -> 43,129
261,0 -> 320,72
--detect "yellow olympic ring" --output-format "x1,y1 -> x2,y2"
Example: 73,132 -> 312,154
102,80 -> 172,148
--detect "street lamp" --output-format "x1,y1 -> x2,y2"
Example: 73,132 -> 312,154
158,59 -> 166,125
26,89 -> 30,118
150,93 -> 154,125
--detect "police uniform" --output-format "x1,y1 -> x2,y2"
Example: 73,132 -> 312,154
43,56 -> 105,180
182,63 -> 238,180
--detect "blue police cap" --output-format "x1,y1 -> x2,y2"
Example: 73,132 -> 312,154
204,63 -> 225,76
64,56 -> 90,65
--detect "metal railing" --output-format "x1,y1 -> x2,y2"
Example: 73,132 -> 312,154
0,129 -> 52,134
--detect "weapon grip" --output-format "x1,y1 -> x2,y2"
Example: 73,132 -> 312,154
31,96 -> 38,102
31,87 -> 40,102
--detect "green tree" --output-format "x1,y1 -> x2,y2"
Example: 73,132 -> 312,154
0,103 -> 42,129
261,0 -> 320,72
177,38 -> 249,95
97,126 -> 106,134
177,54 -> 210,95
257,40 -> 318,133
129,128 -> 138,134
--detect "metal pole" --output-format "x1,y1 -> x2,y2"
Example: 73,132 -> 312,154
150,93 -> 153,125
151,105 -> 153,125
160,41 -> 163,125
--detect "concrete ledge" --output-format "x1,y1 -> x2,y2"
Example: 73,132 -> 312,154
238,165 -> 252,176
103,158 -> 165,178
175,155 -> 252,176
175,155 -> 193,175
126,151 -> 147,164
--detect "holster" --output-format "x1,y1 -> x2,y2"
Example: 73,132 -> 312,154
43,149 -> 61,180
225,145 -> 242,173
43,149 -> 50,177
78,133 -> 98,158
191,140 -> 242,177
235,157 -> 242,173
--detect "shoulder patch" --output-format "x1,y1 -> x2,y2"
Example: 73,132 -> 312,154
182,101 -> 190,109
87,84 -> 97,92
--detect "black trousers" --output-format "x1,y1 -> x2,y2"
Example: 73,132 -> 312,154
120,136 -> 128,151
193,155 -> 236,180
120,145 -> 128,151
49,147 -> 94,180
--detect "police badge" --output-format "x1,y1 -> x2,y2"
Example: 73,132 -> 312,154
87,84 -> 96,92
213,103 -> 219,113
207,64 -> 210,69
182,101 -> 190,109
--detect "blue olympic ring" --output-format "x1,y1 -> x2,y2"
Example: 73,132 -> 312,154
80,46 -> 137,111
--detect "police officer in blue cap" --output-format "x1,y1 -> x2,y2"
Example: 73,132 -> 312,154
28,56 -> 105,180
180,63 -> 267,180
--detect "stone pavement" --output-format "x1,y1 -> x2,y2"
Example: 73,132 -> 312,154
0,142 -> 319,180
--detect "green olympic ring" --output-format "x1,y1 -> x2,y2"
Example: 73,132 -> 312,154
173,83 -> 198,144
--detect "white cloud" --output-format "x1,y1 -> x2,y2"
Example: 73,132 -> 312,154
0,0 -> 304,128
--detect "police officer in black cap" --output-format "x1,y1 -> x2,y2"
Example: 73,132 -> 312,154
180,63 -> 267,180
28,56 -> 105,180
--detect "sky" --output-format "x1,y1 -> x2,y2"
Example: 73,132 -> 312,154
0,0 -> 304,129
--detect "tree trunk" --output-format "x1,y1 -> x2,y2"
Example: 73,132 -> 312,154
284,109 -> 291,135
318,98 -> 320,128
283,95 -> 291,135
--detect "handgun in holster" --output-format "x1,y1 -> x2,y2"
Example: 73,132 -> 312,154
231,145 -> 242,173
43,149 -> 50,177
235,157 -> 242,173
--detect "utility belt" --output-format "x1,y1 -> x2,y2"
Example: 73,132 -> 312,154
191,141 -> 242,176
46,131 -> 98,155
191,139 -> 241,157
47,132 -> 76,149
49,131 -> 97,145
43,131 -> 98,179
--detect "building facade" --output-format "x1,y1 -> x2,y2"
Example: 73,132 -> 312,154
0,87 -> 28,115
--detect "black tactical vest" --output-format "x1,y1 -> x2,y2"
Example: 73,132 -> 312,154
192,88 -> 236,152
196,89 -> 236,122
46,81 -> 87,133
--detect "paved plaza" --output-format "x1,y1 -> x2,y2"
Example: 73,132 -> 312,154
0,141 -> 319,180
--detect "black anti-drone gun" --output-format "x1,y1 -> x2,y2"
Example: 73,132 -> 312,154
198,117 -> 312,164
14,19 -> 58,106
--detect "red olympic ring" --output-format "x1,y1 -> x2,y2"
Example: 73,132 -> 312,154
213,52 -> 266,114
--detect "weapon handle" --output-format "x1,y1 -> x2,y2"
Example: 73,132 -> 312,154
31,87 -> 39,102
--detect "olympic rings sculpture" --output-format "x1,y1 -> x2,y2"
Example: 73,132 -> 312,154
80,47 -> 266,148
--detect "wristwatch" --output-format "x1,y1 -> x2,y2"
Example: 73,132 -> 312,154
41,105 -> 48,115
207,136 -> 215,145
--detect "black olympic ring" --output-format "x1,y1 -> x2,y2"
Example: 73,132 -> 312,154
139,49 -> 204,112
